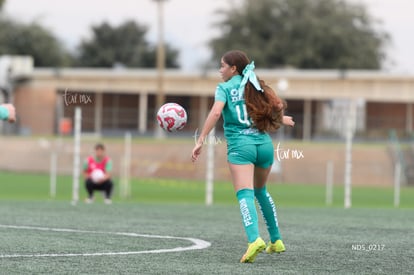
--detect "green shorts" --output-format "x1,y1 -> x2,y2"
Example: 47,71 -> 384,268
227,142 -> 274,168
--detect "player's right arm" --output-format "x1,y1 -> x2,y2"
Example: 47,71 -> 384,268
192,101 -> 224,162
0,104 -> 16,123
192,84 -> 226,162
103,159 -> 112,181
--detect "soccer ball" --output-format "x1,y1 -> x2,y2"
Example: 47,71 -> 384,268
91,169 -> 105,183
157,103 -> 187,132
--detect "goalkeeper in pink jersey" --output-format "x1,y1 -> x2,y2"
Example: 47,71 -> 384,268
83,143 -> 114,204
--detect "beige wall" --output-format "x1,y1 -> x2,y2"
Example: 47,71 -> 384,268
14,85 -> 56,135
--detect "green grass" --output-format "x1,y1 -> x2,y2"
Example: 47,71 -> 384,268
0,171 -> 413,273
1,171 -> 414,208
0,202 -> 413,274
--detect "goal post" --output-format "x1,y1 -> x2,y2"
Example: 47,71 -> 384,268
120,131 -> 132,198
394,161 -> 401,208
326,160 -> 334,206
71,107 -> 82,205
344,99 -> 357,209
50,151 -> 57,198
205,128 -> 215,206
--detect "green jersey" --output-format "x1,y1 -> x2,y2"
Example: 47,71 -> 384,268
0,106 -> 9,120
215,75 -> 272,150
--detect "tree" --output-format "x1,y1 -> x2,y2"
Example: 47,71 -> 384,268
210,0 -> 389,69
76,20 -> 179,68
0,19 -> 71,67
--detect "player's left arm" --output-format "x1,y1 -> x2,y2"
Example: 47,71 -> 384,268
283,116 -> 295,127
103,159 -> 113,180
192,101 -> 224,162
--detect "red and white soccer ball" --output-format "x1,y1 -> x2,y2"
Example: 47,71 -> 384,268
91,169 -> 105,183
157,103 -> 187,132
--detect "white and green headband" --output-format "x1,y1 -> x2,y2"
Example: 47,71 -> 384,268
238,61 -> 264,94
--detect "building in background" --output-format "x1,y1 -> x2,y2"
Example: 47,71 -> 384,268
9,66 -> 414,140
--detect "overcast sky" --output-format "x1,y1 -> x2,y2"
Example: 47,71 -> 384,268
3,0 -> 413,73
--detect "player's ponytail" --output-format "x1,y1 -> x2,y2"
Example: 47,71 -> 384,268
244,80 -> 285,132
222,50 -> 286,132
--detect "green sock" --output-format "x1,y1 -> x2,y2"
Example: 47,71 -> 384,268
254,186 -> 281,243
236,188 -> 259,243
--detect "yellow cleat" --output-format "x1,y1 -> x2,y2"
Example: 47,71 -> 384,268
265,239 -> 286,254
240,237 -> 266,263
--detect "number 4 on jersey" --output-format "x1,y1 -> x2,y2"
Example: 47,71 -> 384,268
236,104 -> 251,126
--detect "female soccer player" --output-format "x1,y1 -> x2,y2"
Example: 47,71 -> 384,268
192,50 -> 294,263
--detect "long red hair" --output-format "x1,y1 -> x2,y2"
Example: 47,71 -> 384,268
222,50 -> 285,132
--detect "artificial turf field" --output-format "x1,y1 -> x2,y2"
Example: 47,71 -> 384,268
0,172 -> 413,274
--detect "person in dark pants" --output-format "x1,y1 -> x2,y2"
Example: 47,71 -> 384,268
83,143 -> 114,204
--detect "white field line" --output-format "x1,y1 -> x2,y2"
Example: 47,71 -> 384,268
0,224 -> 211,258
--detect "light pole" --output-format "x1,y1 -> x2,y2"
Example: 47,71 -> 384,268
153,0 -> 167,138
